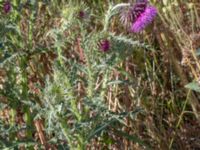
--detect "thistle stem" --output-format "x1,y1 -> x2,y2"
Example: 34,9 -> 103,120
111,3 -> 130,12
103,3 -> 130,32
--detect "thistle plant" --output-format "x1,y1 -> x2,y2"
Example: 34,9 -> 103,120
0,0 -> 150,149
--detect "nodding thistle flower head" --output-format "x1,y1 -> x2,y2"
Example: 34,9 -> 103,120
3,1 -> 11,14
120,0 -> 157,33
99,39 -> 110,52
131,5 -> 157,32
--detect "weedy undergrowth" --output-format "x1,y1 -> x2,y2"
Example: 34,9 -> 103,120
0,0 -> 200,150
0,0 -> 151,149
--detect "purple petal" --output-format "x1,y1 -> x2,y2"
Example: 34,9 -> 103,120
131,6 -> 157,33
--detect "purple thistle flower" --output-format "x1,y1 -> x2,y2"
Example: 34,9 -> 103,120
99,39 -> 110,52
120,0 -> 147,29
78,10 -> 85,18
3,1 -> 11,14
131,6 -> 157,33
120,0 -> 157,33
